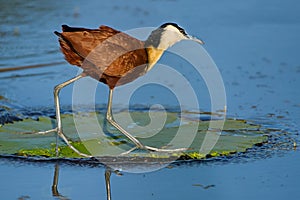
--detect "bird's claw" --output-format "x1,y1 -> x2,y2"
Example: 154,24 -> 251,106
120,145 -> 187,155
145,145 -> 187,152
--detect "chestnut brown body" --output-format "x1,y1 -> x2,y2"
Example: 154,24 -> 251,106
55,25 -> 148,89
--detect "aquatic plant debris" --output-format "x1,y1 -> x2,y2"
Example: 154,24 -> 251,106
0,111 -> 268,160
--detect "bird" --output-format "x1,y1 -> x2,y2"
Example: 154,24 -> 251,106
42,22 -> 204,157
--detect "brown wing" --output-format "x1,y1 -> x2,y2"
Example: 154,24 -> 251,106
82,48 -> 148,89
58,25 -> 120,58
56,25 -> 147,78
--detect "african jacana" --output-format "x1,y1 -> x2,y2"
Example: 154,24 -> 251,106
42,23 -> 203,157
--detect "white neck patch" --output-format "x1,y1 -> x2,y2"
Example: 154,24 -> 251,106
158,25 -> 187,50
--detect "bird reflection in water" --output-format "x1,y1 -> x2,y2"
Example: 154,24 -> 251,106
51,163 -> 115,200
51,164 -> 70,200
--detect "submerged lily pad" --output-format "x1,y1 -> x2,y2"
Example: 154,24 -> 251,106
0,111 -> 267,160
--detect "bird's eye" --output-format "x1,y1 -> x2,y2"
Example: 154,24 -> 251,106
180,29 -> 187,36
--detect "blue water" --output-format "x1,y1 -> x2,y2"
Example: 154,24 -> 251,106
1,0 -> 300,199
0,151 -> 299,200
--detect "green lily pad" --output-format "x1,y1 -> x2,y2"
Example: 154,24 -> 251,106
0,111 -> 267,160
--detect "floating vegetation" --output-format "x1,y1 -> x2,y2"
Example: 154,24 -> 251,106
0,111 -> 269,161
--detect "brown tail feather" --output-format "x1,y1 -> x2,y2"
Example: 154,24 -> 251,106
54,29 -> 85,66
54,31 -> 61,37
61,24 -> 98,32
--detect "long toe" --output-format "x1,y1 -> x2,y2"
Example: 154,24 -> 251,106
145,146 -> 187,152
119,145 -> 187,155
120,146 -> 139,155
56,131 -> 93,158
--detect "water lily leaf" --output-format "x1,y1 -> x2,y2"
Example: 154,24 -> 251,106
0,111 -> 267,160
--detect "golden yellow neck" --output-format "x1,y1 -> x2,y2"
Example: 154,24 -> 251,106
146,46 -> 165,72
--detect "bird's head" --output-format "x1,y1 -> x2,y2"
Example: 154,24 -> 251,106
146,22 -> 204,50
145,22 -> 203,71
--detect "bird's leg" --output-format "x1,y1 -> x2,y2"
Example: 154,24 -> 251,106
106,89 -> 145,149
106,89 -> 187,154
52,74 -> 92,157
36,74 -> 91,157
